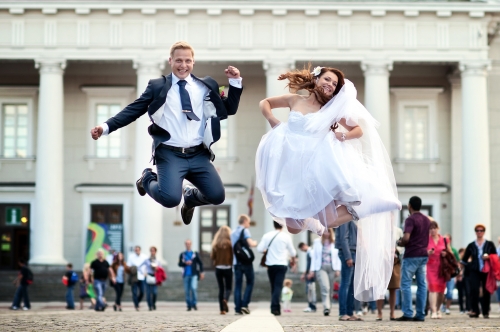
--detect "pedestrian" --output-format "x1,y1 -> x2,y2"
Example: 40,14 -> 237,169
335,220 -> 361,321
376,225 -> 404,321
298,242 -> 316,313
257,221 -> 297,316
460,224 -> 497,318
10,259 -> 32,310
442,234 -> 460,315
79,263 -> 95,309
110,252 -> 129,311
90,249 -> 115,311
282,279 -> 294,313
426,220 -> 449,319
178,239 -> 204,311
455,248 -> 469,314
90,41 -> 243,226
395,196 -> 431,322
140,246 -> 162,311
211,225 -> 233,315
127,245 -> 148,311
310,228 -> 341,317
231,214 -> 257,315
62,263 -> 78,310
496,236 -> 500,313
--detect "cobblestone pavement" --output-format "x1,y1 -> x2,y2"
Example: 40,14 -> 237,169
0,301 -> 499,331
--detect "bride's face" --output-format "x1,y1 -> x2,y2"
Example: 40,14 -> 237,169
316,71 -> 338,97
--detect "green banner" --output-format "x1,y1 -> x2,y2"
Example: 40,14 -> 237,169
6,208 -> 21,225
85,223 -> 123,264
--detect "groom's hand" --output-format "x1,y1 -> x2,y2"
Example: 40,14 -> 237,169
90,126 -> 103,140
224,66 -> 240,79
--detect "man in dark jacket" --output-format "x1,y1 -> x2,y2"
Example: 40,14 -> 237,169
178,239 -> 204,311
299,242 -> 316,312
460,224 -> 497,318
10,259 -> 32,310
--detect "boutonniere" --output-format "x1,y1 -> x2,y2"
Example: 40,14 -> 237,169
219,86 -> 226,98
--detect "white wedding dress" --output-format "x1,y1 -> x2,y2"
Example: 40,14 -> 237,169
255,79 -> 402,301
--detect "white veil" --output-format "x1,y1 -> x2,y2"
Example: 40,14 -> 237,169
306,79 -> 401,301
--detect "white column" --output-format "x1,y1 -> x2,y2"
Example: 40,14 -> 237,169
449,73 -> 463,245
459,61 -> 491,243
132,60 -> 165,262
361,60 -> 393,155
262,60 -> 294,233
30,59 -> 67,265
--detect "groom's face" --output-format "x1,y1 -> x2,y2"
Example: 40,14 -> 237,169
169,49 -> 195,80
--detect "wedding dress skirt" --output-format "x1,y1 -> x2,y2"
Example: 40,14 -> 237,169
255,79 -> 402,302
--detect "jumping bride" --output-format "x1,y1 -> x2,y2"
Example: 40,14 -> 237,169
255,65 -> 402,301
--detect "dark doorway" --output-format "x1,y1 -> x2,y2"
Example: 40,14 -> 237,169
198,205 -> 230,270
0,203 -> 30,270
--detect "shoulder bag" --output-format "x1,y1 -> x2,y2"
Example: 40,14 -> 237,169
260,232 -> 280,267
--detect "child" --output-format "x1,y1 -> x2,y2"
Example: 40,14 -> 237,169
63,263 -> 78,310
281,279 -> 294,313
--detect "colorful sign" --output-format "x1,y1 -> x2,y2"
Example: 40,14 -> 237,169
85,223 -> 123,264
6,208 -> 21,225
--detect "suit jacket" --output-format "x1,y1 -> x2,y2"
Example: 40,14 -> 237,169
105,73 -> 243,161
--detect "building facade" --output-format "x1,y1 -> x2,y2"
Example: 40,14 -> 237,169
0,0 -> 499,271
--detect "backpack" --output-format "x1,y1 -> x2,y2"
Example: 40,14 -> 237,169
69,271 -> 79,285
233,229 -> 254,265
25,268 -> 34,285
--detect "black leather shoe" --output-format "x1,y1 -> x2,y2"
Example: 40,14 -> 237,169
181,204 -> 195,225
395,316 -> 413,321
136,168 -> 154,196
271,310 -> 281,316
412,317 -> 425,322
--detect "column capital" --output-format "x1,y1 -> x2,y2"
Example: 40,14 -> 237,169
262,59 -> 295,75
448,69 -> 461,88
34,59 -> 66,73
360,60 -> 393,75
133,59 -> 165,75
459,60 -> 491,77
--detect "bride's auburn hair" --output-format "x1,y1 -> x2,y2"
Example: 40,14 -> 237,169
278,64 -> 345,106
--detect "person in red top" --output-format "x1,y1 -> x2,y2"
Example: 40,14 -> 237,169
426,220 -> 449,319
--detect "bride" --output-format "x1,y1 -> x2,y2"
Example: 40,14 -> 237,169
255,65 -> 402,301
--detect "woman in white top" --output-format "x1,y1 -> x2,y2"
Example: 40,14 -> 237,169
310,229 -> 341,316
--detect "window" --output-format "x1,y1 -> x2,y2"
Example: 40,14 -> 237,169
2,104 -> 28,158
95,103 -> 122,158
403,105 -> 429,159
212,119 -> 228,158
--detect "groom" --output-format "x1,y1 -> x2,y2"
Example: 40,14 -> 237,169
90,41 -> 243,225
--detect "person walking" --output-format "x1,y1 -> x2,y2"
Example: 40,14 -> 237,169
396,196 -> 431,322
496,236 -> 500,313
178,239 -> 204,311
62,263 -> 78,310
460,224 -> 497,318
257,221 -> 297,316
442,233 -> 460,315
309,228 -> 341,317
110,252 -> 129,311
376,225 -> 404,321
10,259 -> 32,310
426,221 -> 448,319
90,249 -> 115,311
335,220 -> 361,321
140,246 -> 162,311
298,242 -> 317,313
231,214 -> 257,315
455,248 -> 469,314
90,41 -> 243,226
127,245 -> 148,311
79,263 -> 95,310
211,225 -> 233,315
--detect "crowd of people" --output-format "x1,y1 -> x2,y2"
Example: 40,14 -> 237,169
8,202 -> 500,320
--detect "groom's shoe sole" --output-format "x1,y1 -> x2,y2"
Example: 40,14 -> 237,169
181,204 -> 195,225
136,168 -> 153,196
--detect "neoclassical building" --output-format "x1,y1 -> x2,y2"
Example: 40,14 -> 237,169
0,0 -> 499,271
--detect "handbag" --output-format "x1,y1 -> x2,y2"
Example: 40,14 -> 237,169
260,232 -> 280,267
440,238 -> 460,281
146,274 -> 157,285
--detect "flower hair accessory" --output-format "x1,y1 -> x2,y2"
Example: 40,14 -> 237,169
311,66 -> 323,77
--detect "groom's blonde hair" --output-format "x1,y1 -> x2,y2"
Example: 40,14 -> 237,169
170,41 -> 195,58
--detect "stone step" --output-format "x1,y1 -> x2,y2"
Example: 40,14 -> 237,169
0,270 -> 314,303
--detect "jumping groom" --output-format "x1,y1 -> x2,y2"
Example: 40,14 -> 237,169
90,41 -> 243,224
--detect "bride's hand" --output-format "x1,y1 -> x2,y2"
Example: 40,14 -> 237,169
270,119 -> 281,129
335,132 -> 347,142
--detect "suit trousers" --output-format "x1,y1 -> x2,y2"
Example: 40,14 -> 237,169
143,145 -> 225,208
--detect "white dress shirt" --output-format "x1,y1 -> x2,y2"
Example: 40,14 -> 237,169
101,73 -> 242,148
126,253 -> 148,280
257,230 -> 297,266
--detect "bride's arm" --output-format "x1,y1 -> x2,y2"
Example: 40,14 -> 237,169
259,94 -> 297,128
334,118 -> 363,141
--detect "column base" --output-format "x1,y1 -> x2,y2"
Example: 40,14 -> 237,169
29,256 -> 67,271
